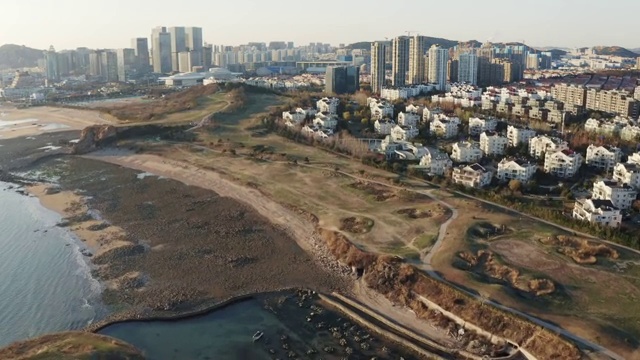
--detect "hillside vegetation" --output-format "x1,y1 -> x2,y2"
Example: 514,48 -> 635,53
0,332 -> 145,360
593,46 -> 639,58
0,44 -> 43,69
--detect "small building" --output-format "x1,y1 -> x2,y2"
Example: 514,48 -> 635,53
544,149 -> 583,178
451,141 -> 483,163
530,135 -> 569,159
507,125 -> 536,147
592,179 -> 637,210
480,131 -> 508,156
282,109 -> 306,124
468,117 -> 498,136
585,145 -> 622,172
452,163 -> 493,188
430,115 -> 460,139
613,162 -> 640,190
573,199 -> 621,228
374,118 -> 395,135
397,112 -> 420,127
497,158 -> 537,183
313,113 -> 338,130
391,125 -> 419,141
419,149 -> 453,176
316,97 -> 340,114
629,152 -> 640,165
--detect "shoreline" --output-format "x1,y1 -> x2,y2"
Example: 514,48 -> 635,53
26,184 -> 133,259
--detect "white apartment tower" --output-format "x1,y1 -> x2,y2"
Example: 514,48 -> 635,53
458,52 -> 478,85
408,35 -> 426,85
428,44 -> 448,91
371,41 -> 386,94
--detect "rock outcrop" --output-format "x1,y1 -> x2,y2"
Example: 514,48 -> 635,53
72,125 -> 118,155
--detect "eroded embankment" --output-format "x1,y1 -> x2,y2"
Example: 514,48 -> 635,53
319,229 -> 581,360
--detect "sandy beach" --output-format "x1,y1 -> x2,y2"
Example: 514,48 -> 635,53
0,106 -> 112,140
27,184 -> 132,257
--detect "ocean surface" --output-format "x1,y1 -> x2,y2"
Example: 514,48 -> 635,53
0,181 -> 107,348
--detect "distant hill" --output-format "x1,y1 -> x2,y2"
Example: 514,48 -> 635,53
592,46 -> 639,58
0,44 -> 44,70
348,36 -> 477,50
631,48 -> 640,55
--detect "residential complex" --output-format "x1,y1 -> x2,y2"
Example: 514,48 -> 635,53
468,117 -> 497,136
479,131 -> 508,156
573,199 -> 622,228
451,141 -> 483,163
419,149 -> 453,176
544,149 -> 583,178
452,164 -> 492,188
529,135 -> 568,159
613,162 -> 640,190
592,180 -> 637,210
507,126 -> 536,147
585,145 -> 622,172
497,158 -> 537,183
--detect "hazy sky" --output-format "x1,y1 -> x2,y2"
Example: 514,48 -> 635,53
2,0 -> 639,50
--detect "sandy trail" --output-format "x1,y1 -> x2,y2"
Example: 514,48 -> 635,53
27,184 -> 132,256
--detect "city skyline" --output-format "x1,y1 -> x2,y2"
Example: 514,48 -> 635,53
2,0 -> 640,50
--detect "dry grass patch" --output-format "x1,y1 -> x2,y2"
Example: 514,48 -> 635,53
540,235 -> 619,265
348,181 -> 396,201
340,216 -> 375,234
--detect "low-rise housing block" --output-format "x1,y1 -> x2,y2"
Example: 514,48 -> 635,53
544,149 -> 583,178
573,199 -> 621,228
497,158 -> 537,183
480,131 -> 508,156
452,163 -> 492,188
585,145 -> 622,171
530,135 -> 569,159
592,180 -> 637,210
451,141 -> 483,163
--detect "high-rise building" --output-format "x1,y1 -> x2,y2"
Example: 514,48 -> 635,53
526,53 -> 540,70
636,57 -> 640,70
447,60 -> 459,83
151,27 -> 172,73
371,41 -> 386,94
408,35 -> 426,85
185,27 -> 203,68
89,50 -> 118,82
44,45 -> 59,83
131,38 -> 150,73
203,44 -> 213,68
477,44 -> 495,86
428,44 -> 448,91
458,52 -> 478,85
391,36 -> 410,87
269,41 -> 287,50
168,26 -> 187,71
325,66 -> 359,94
116,48 -> 136,82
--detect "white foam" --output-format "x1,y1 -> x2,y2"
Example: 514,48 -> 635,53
69,139 -> 80,144
41,123 -> 71,131
38,145 -> 62,152
136,172 -> 157,180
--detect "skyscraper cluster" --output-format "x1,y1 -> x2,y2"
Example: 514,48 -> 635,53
151,26 -> 204,74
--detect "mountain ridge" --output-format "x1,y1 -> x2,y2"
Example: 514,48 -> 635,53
0,44 -> 44,70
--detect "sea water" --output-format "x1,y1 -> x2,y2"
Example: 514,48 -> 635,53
0,181 -> 106,347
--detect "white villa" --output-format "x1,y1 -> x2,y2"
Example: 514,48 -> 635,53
398,112 -> 420,127
422,107 -> 443,122
313,113 -> 338,129
452,163 -> 493,188
370,99 -> 394,120
391,125 -> 419,141
613,162 -> 640,190
468,117 -> 498,136
585,145 -> 622,172
430,115 -> 460,139
592,180 -> 637,210
451,141 -> 483,163
374,118 -> 396,135
573,199 -> 622,228
530,135 -> 569,159
497,158 -> 537,183
629,152 -> 640,165
405,104 -> 423,115
282,109 -> 306,124
316,97 -> 339,114
381,136 -> 429,160
419,149 -> 453,176
621,125 -> 640,141
507,125 -> 536,147
544,149 -> 583,178
480,131 -> 508,156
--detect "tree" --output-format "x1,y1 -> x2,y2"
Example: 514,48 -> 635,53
343,112 -> 352,121
508,179 -> 522,193
361,117 -> 369,125
633,200 -> 640,213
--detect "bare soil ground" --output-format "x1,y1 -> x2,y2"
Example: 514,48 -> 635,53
0,106 -> 112,139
